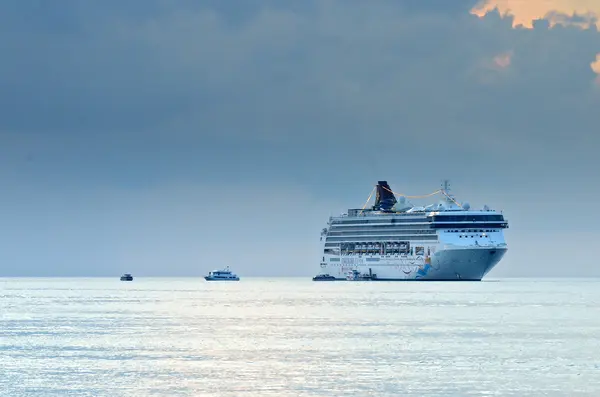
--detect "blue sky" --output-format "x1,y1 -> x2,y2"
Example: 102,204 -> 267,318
1,0 -> 599,276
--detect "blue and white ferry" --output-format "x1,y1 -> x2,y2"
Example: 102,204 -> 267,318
204,267 -> 240,281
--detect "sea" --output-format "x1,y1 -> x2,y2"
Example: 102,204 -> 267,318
1,277 -> 599,397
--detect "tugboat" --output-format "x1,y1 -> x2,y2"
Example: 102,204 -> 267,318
312,273 -> 337,281
204,266 -> 240,281
120,273 -> 133,281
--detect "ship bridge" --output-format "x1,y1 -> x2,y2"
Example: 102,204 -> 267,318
428,212 -> 508,229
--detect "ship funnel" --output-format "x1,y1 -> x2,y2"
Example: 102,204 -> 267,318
373,181 -> 397,212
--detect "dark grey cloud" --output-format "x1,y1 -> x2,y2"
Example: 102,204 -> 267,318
1,1 -> 598,146
0,1 -> 599,276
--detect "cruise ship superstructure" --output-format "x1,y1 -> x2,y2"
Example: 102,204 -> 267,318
316,181 -> 508,281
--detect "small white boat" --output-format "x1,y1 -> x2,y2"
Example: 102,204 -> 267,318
204,267 -> 240,281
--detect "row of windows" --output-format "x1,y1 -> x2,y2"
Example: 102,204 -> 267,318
339,241 -> 409,248
329,224 -> 431,231
329,256 -> 383,262
431,223 -> 508,229
444,229 -> 499,233
326,261 -> 417,266
328,230 -> 436,237
323,247 -> 429,255
332,214 -> 504,225
333,242 -> 412,255
324,235 -> 438,243
331,218 -> 428,225
326,234 -> 435,242
432,215 -> 504,222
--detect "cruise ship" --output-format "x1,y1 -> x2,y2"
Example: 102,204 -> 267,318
315,181 -> 508,281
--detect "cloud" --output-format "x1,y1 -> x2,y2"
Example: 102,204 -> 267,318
1,1 -> 600,276
1,1 -> 599,198
1,0 -> 598,181
593,53 -> 600,83
471,0 -> 600,29
493,51 -> 513,69
1,0 -> 598,147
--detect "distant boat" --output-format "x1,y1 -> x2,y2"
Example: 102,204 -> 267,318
204,267 -> 240,281
312,273 -> 336,281
120,273 -> 133,281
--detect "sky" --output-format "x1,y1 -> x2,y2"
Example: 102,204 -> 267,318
1,0 -> 599,277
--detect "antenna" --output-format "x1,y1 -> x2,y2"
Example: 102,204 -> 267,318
441,179 -> 455,206
441,179 -> 451,194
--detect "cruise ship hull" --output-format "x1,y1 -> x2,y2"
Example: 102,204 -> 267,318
319,246 -> 506,281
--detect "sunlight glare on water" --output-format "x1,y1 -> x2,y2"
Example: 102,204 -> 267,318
1,277 -> 599,396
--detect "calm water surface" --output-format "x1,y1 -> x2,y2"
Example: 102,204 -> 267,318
1,277 -> 599,396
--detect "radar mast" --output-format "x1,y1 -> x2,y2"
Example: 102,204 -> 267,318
441,179 -> 455,207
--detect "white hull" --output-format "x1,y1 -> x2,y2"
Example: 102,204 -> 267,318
320,245 -> 507,281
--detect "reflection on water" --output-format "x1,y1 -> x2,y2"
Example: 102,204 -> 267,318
1,277 -> 599,396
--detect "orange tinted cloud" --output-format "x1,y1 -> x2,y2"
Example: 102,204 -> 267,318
471,0 -> 600,29
475,51 -> 513,85
593,54 -> 600,72
493,52 -> 512,69
592,54 -> 600,83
